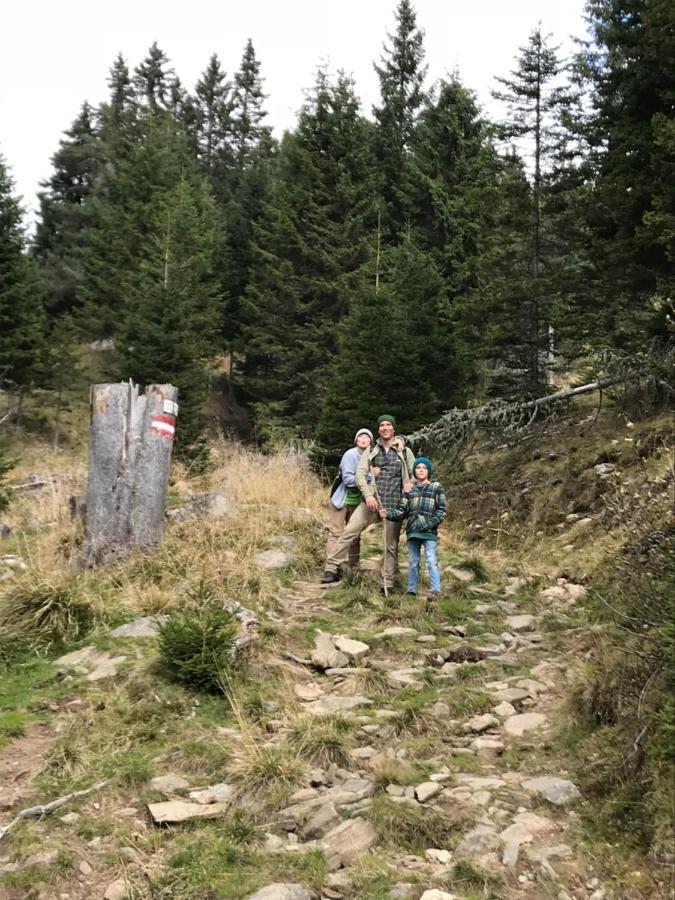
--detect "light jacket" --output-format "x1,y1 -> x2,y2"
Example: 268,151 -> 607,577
330,447 -> 363,510
356,442 -> 416,498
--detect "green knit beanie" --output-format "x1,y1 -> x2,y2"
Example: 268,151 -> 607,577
377,414 -> 397,428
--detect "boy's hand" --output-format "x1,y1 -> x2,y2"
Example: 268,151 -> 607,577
403,481 -> 413,493
366,495 -> 380,511
371,466 -> 381,477
378,508 -> 387,519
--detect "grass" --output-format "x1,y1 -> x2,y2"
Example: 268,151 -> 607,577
0,710 -> 28,741
231,739 -> 305,805
288,714 -> 353,766
367,795 -> 461,850
0,573 -> 94,650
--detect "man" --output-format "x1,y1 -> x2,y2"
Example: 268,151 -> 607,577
320,415 -> 415,592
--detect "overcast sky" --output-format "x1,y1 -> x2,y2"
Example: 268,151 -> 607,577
2,0 -> 588,224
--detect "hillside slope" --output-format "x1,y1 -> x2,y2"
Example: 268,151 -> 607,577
0,403 -> 672,900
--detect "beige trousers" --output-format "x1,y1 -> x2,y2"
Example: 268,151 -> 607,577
325,503 -> 361,572
325,501 -> 402,588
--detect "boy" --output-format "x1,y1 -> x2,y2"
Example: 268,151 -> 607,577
379,456 -> 446,599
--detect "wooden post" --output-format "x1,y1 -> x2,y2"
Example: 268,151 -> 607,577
79,382 -> 178,567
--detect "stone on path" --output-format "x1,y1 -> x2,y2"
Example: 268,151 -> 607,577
150,774 -> 190,794
471,736 -> 504,757
293,683 -> 323,701
311,631 -> 349,669
493,701 -> 516,718
415,781 -> 441,803
464,713 -> 499,734
454,774 -> 505,790
104,880 -> 129,900
420,891 -> 457,900
373,626 -> 418,639
446,565 -> 475,582
429,701 -> 450,718
505,614 -> 535,631
110,616 -> 167,638
254,548 -> 295,570
147,800 -> 229,824
300,802 -> 340,840
425,848 -> 452,864
503,713 -> 548,736
454,824 -> 500,861
321,818 -> 378,868
513,811 -> 555,834
55,645 -> 127,681
247,885 -> 311,900
334,636 -> 370,660
522,776 -> 580,806
188,783 -> 233,804
304,695 -> 372,716
491,687 -> 530,704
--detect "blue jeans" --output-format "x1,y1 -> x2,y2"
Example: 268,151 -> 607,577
407,538 -> 441,593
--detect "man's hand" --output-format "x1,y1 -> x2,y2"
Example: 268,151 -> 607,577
378,508 -> 387,519
366,495 -> 380,511
371,466 -> 381,477
403,482 -> 413,493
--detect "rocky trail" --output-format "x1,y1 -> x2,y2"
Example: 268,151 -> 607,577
0,557 -> 624,900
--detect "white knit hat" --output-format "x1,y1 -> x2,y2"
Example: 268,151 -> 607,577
354,428 -> 374,444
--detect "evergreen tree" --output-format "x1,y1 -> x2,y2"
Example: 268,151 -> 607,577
43,313 -> 83,448
0,438 -> 12,515
316,242 -> 447,458
373,0 -> 427,237
578,0 -> 675,346
0,158 -> 44,396
34,102 -> 103,317
410,77 -> 496,397
99,53 -> 137,150
238,69 -> 375,430
456,151 -> 538,397
230,39 -> 271,167
81,111 -> 223,451
492,25 -> 572,389
118,161 -> 222,454
134,42 -> 174,112
193,54 -> 233,175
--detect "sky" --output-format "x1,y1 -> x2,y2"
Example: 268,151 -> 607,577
1,0 -> 588,224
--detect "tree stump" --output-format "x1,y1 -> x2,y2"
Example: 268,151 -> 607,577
79,382 -> 178,567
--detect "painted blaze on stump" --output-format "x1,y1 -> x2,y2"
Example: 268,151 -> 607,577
80,382 -> 178,567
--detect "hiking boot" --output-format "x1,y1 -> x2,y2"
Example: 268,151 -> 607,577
320,570 -> 340,584
427,590 -> 441,601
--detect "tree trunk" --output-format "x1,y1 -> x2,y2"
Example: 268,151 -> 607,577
79,382 -> 178,567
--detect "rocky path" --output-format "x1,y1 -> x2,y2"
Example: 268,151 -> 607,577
0,563 -> 621,900
232,570 -> 604,900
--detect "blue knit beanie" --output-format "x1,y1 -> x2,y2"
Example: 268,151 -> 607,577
413,457 -> 433,477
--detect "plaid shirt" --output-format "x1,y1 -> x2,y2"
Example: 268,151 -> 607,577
388,481 -> 447,540
371,444 -> 406,512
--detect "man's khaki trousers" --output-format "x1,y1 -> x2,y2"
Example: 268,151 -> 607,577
325,501 -> 402,588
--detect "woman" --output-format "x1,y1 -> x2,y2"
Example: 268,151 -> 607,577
320,428 -> 373,584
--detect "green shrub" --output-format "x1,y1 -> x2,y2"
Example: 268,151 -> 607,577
158,606 -> 239,693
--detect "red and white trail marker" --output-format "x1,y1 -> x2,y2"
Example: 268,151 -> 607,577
150,414 -> 176,440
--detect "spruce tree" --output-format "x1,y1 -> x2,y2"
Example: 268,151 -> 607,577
492,25 -> 571,389
238,69 -> 375,430
578,0 -> 675,347
34,102 -> 103,317
316,241 -> 446,458
83,110 -> 223,453
0,158 -> 44,397
373,0 -> 427,238
194,54 -> 233,175
134,43 -> 174,112
230,39 -> 271,167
